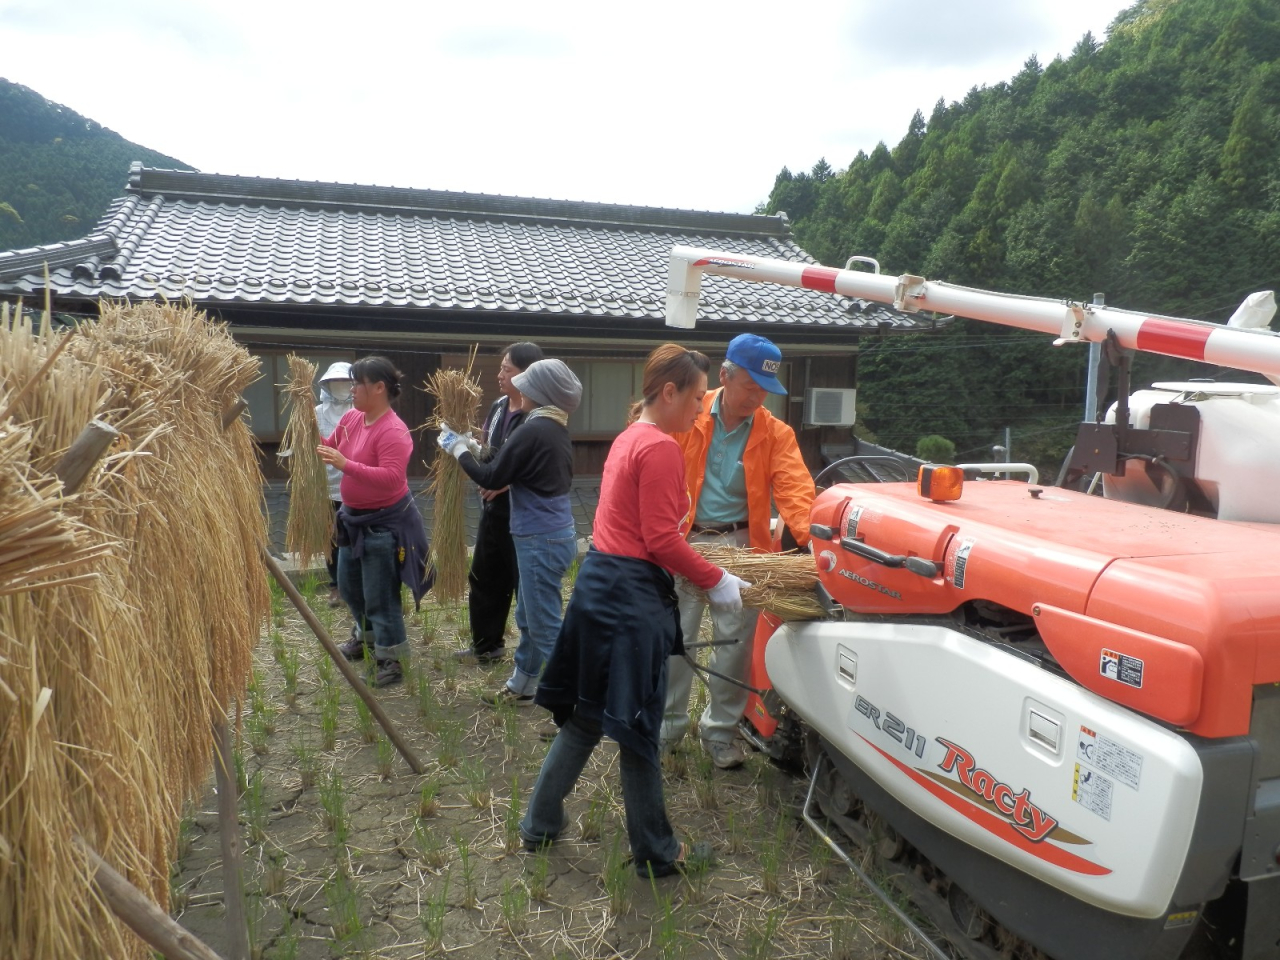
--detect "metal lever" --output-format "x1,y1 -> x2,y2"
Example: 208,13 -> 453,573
840,537 -> 938,579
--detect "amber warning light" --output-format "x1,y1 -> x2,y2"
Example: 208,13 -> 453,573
918,465 -> 963,502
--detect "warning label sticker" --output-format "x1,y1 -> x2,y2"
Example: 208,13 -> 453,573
1077,726 -> 1143,790
951,539 -> 975,589
1099,648 -> 1144,688
1072,763 -> 1113,821
845,506 -> 863,540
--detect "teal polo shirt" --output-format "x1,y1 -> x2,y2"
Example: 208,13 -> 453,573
696,394 -> 752,524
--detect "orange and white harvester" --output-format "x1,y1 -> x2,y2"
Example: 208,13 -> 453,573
666,246 -> 1280,960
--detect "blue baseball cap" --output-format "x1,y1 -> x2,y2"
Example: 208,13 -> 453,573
725,333 -> 786,395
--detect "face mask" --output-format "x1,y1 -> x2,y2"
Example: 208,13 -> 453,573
327,383 -> 353,402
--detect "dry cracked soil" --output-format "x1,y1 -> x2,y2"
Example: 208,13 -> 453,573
170,574 -> 933,959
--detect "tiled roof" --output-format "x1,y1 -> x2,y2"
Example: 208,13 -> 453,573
0,164 -> 929,332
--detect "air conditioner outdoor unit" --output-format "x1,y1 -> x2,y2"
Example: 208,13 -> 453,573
804,388 -> 857,427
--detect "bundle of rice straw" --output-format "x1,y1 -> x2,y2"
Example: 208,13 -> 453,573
424,347 -> 483,601
0,298 -> 268,960
280,354 -> 331,569
0,420 -> 112,599
691,543 -> 825,621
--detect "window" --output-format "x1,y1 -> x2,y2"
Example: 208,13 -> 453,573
244,351 -> 354,441
566,361 -> 645,434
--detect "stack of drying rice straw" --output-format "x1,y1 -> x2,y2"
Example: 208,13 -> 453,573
692,542 -> 825,620
0,299 -> 269,960
280,354 -> 331,569
424,348 -> 483,601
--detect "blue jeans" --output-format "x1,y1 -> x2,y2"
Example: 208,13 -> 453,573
508,526 -> 576,696
337,528 -> 409,662
521,714 -> 681,874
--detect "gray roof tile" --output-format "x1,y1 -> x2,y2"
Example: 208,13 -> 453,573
0,165 -> 928,331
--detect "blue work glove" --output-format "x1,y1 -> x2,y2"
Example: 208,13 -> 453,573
436,423 -> 477,459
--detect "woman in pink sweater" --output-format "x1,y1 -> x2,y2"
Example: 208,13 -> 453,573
317,357 -> 430,688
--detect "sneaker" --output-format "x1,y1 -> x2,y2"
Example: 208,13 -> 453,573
482,685 -> 534,708
338,628 -> 373,662
535,718 -> 559,742
703,739 -> 747,771
326,587 -> 344,609
371,659 -> 403,688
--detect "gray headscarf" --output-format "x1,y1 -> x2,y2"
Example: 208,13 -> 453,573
512,359 -> 582,414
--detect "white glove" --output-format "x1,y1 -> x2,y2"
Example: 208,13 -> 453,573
706,569 -> 748,614
436,423 -> 473,459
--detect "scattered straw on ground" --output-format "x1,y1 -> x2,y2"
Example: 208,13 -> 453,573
169,582 -> 935,960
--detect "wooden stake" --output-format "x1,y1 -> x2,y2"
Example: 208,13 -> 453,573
210,397 -> 252,960
210,718 -> 250,960
53,419 -> 120,495
79,840 -> 228,960
220,399 -> 249,431
261,548 -> 426,774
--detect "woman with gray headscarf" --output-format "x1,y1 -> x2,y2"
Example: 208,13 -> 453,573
438,359 -> 582,706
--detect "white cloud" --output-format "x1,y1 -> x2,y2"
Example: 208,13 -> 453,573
0,0 -> 1135,213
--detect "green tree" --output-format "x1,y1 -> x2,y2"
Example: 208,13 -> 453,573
915,435 -> 956,464
761,0 -> 1280,476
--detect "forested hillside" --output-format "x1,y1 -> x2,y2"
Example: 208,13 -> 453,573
0,79 -> 188,252
767,0 -> 1280,471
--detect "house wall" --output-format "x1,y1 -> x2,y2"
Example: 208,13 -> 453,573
252,341 -> 860,482
256,345 -> 439,480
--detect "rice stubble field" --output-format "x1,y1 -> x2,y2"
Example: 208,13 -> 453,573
170,572 -> 933,960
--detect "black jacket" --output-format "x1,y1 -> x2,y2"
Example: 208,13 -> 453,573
336,494 -> 434,607
535,548 -> 684,768
478,396 -> 526,518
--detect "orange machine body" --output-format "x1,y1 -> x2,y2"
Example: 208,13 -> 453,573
798,481 -> 1280,739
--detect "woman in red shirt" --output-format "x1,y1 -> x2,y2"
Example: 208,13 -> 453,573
317,356 -> 430,687
521,344 -> 747,877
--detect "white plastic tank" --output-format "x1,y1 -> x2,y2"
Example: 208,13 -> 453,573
1102,382 -> 1280,523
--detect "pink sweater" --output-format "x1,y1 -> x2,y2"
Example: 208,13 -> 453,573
322,408 -> 412,509
592,422 -> 721,589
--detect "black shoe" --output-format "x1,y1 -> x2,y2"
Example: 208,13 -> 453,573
338,628 -> 372,662
371,659 -> 403,688
522,833 -> 555,852
640,840 -> 716,879
453,648 -> 503,665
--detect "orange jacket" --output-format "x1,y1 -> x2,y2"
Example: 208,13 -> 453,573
675,389 -> 815,552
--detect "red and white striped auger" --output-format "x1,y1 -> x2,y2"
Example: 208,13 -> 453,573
665,245 -> 1280,379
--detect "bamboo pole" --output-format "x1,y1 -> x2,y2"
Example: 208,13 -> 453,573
212,397 -> 251,960
260,549 -> 426,774
78,841 -> 228,960
210,720 -> 249,960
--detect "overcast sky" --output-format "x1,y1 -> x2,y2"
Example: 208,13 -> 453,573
2,0 -> 1133,213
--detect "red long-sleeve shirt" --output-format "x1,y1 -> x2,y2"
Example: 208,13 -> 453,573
592,422 -> 721,589
321,408 -> 412,509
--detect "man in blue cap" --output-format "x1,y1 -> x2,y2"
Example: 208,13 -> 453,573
661,333 -> 815,769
